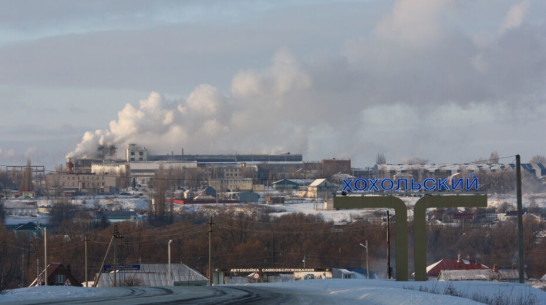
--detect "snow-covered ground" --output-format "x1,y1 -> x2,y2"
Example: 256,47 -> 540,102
0,286 -> 122,302
1,279 -> 545,305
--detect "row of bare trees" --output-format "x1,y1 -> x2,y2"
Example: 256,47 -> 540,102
1,205 -> 545,291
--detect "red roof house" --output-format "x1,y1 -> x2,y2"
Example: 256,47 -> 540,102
426,256 -> 489,277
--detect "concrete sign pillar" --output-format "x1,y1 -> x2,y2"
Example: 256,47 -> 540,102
334,196 -> 408,281
413,195 -> 487,281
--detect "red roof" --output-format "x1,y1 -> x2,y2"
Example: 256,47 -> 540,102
426,258 -> 489,276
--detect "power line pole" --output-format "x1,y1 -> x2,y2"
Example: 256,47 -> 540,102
366,240 -> 369,279
21,253 -> 24,287
36,259 -> 39,286
208,217 -> 214,286
112,225 -> 124,287
239,213 -> 243,243
168,240 -> 172,286
516,154 -> 525,283
44,227 -> 47,286
271,238 -> 280,267
386,211 -> 391,280
84,235 -> 89,287
94,236 -> 114,287
360,241 -> 369,279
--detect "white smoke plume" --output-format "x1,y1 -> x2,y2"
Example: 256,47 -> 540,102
67,48 -> 319,159
67,0 -> 546,164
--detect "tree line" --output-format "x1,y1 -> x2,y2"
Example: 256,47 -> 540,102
1,205 -> 544,291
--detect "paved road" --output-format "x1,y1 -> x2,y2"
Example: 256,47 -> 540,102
2,285 -> 322,305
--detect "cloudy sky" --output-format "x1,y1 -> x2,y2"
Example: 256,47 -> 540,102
0,0 -> 545,170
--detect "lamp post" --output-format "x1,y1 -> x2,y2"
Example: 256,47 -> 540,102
360,241 -> 369,279
168,240 -> 172,286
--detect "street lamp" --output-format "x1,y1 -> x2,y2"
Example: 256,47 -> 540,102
168,240 -> 172,286
359,241 -> 369,279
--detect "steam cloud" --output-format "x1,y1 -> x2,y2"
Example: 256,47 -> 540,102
67,0 -> 545,163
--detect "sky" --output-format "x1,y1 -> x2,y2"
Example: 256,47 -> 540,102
0,0 -> 545,171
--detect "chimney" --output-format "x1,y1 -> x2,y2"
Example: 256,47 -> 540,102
66,158 -> 74,173
493,264 -> 498,273
457,254 -> 461,263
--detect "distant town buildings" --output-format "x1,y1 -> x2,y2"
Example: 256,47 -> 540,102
1,143 -> 543,197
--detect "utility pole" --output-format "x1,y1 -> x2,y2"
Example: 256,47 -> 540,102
208,217 -> 214,286
239,213 -> 243,243
44,227 -> 47,286
84,235 -> 89,287
21,253 -> 24,287
168,240 -> 172,286
36,259 -> 39,286
516,155 -> 525,284
386,211 -> 391,280
94,236 -> 114,287
366,240 -> 369,279
112,225 -> 124,287
302,255 -> 306,268
360,241 -> 369,279
271,238 -> 279,267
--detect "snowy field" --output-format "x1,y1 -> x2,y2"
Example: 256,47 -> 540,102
1,279 -> 545,305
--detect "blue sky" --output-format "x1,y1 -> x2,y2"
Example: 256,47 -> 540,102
0,0 -> 545,170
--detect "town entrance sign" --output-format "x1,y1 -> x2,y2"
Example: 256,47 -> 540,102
333,192 -> 486,281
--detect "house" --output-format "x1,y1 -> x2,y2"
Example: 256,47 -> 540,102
209,178 -> 253,192
345,267 -> 377,279
100,210 -> 143,224
492,268 -> 526,282
237,191 -> 260,203
2,199 -> 50,227
223,191 -> 260,203
438,266 -> 526,282
332,268 -> 356,279
95,263 -> 208,287
265,196 -> 285,205
203,186 -> 217,197
29,263 -> 82,286
14,222 -> 42,237
438,269 -> 492,281
306,179 -> 336,199
272,179 -> 300,191
3,200 -> 38,217
426,256 -> 488,280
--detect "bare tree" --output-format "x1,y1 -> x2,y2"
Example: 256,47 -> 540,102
376,153 -> 386,165
0,228 -> 19,292
529,155 -> 546,164
489,151 -> 499,164
401,157 -> 428,165
21,160 -> 33,192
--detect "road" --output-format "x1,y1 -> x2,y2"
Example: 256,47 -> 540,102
1,285 -> 325,305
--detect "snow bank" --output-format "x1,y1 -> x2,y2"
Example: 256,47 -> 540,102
250,279 -> 546,305
2,279 -> 545,305
0,286 -> 123,302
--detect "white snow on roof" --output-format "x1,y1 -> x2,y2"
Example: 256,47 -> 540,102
309,179 -> 327,187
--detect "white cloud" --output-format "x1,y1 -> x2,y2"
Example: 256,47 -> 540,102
374,0 -> 454,47
500,0 -> 530,34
